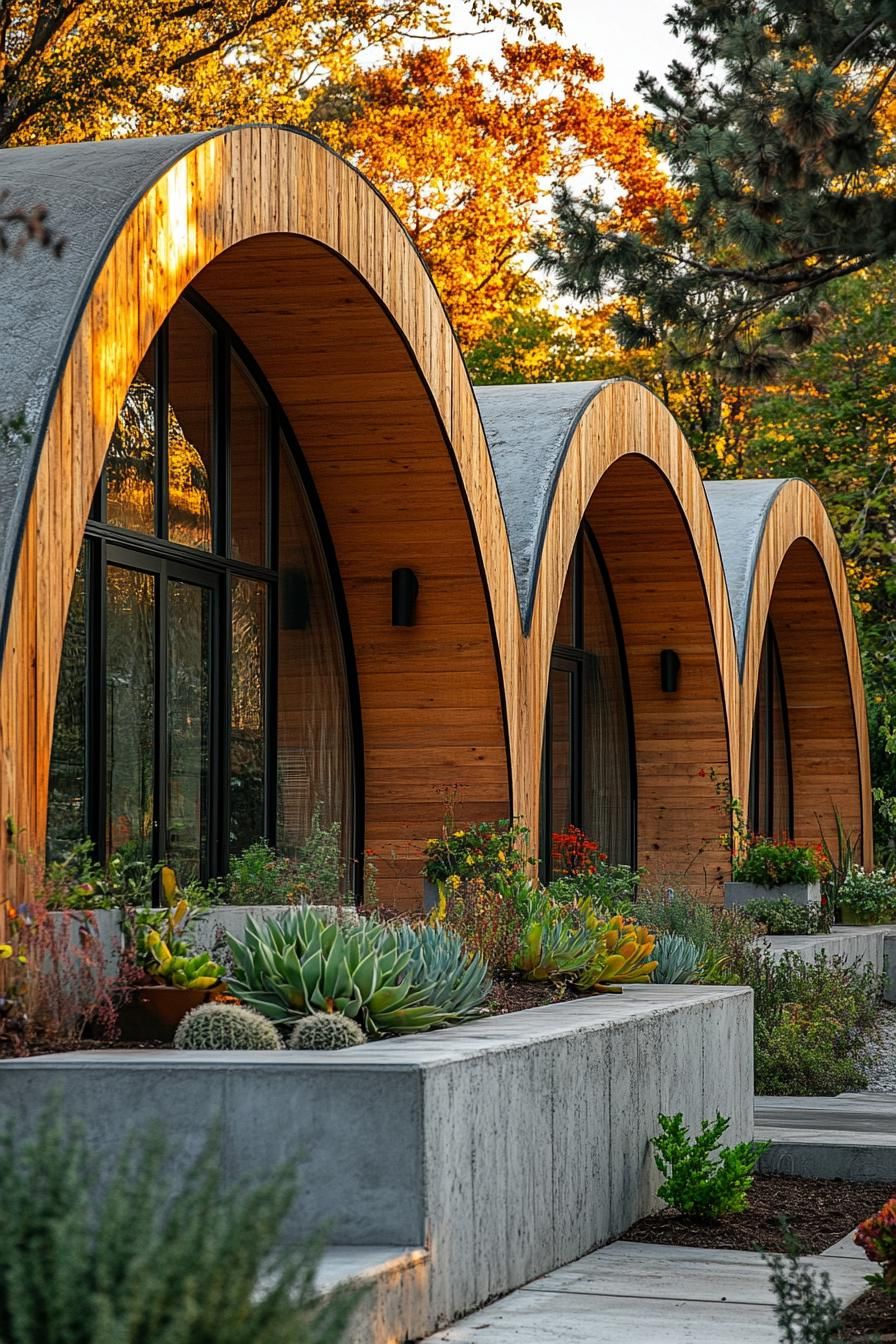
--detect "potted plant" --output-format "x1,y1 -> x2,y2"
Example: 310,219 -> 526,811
725,837 -> 829,909
837,867 -> 896,926
129,869 -> 225,1036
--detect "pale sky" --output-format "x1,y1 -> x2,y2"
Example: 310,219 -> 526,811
447,0 -> 688,104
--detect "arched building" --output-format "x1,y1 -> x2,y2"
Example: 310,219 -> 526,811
0,125 -> 872,904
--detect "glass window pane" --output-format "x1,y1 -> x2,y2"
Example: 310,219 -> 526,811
105,347 -> 156,534
47,545 -> 88,858
167,579 -> 211,881
277,441 -> 352,859
230,578 -> 267,854
168,303 -> 214,551
581,537 -> 633,866
106,565 -> 155,863
230,355 -> 267,566
548,663 -> 575,874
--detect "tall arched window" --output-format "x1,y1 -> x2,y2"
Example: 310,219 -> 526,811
540,526 -> 635,876
748,623 -> 793,838
47,293 -> 358,882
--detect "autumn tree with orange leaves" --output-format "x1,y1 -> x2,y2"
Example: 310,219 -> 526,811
317,42 -> 672,345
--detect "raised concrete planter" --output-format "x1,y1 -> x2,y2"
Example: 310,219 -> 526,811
759,923 -> 896,989
0,984 -> 751,1342
885,932 -> 896,1004
725,881 -> 820,908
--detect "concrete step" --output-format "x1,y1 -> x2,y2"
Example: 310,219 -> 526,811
422,1238 -> 871,1342
314,1245 -> 429,1344
756,1092 -> 896,1181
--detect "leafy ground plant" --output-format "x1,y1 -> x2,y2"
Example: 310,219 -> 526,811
743,897 -> 834,936
765,1228 -> 846,1344
0,1107 -> 359,1344
652,1112 -> 769,1218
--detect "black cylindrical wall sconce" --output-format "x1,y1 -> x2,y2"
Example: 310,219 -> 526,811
660,648 -> 681,693
392,567 -> 419,626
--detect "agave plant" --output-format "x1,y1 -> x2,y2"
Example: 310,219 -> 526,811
576,914 -> 657,991
651,932 -> 706,984
393,921 -> 491,1024
227,908 -> 490,1036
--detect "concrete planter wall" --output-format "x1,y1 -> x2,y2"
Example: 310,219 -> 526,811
725,880 -> 820,908
0,984 -> 752,1341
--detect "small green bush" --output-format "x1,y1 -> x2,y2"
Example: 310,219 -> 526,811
765,1233 -> 845,1344
732,837 -> 827,887
651,1112 -> 769,1218
732,946 -> 883,1096
633,888 -> 754,983
743,896 -> 833,936
0,1108 -> 359,1343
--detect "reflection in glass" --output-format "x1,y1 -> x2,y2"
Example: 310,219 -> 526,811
581,537 -> 633,866
168,304 -> 214,551
230,355 -> 267,566
47,546 -> 88,858
231,578 -> 267,853
167,580 -> 211,881
549,662 -> 575,859
106,566 -> 155,863
749,626 -> 792,838
105,348 -> 156,533
277,439 -> 352,858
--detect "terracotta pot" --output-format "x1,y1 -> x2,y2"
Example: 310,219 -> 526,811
133,985 -> 214,1033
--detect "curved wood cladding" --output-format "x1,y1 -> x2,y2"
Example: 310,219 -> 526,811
0,126 -> 872,904
515,382 -> 738,892
0,127 -> 517,903
738,481 -> 872,866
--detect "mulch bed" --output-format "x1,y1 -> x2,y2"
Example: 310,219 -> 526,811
841,1287 -> 896,1341
487,975 -> 568,1014
623,1174 -> 895,1255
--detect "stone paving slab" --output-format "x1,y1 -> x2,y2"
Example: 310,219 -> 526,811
755,1093 -> 896,1181
422,1236 -> 871,1342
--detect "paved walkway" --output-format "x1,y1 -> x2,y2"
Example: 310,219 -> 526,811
423,1233 -> 870,1342
756,1092 -> 896,1181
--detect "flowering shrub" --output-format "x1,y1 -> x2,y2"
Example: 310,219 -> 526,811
732,836 -> 829,888
743,896 -> 834,936
549,824 -> 641,910
838,866 -> 896,921
855,1198 -> 896,1293
437,874 -> 527,971
422,819 -> 531,885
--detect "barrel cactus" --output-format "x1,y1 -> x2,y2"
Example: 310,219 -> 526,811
174,1002 -> 283,1050
289,1012 -> 367,1050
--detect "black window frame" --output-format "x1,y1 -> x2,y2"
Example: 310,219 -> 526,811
57,288 -> 363,888
748,622 -> 794,839
539,525 -> 636,877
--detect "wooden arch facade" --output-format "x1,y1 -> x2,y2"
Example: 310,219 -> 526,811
0,124 -> 872,903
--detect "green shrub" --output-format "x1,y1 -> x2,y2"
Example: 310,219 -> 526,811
228,908 -> 490,1035
838,866 -> 896,921
732,946 -> 882,1096
732,836 -> 828,887
174,1002 -> 283,1050
0,1108 -> 359,1343
289,1012 -> 367,1050
743,896 -> 833,936
422,818 -> 532,886
651,1112 -> 769,1218
633,888 -> 754,983
765,1234 -> 845,1344
227,838 -> 301,905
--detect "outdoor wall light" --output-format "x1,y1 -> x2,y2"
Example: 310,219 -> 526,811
392,567 -> 419,627
660,648 -> 681,694
281,568 -> 311,630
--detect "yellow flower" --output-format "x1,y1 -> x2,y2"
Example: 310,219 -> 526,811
0,944 -> 12,959
447,874 -> 461,889
465,854 -> 474,865
497,850 -> 506,862
453,830 -> 465,838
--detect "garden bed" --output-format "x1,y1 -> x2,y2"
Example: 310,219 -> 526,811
842,1286 -> 896,1341
622,1173 -> 893,1254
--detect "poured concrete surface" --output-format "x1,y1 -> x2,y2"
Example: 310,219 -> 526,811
1,985 -> 751,1343
756,1093 -> 896,1180
423,1236 -> 871,1342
